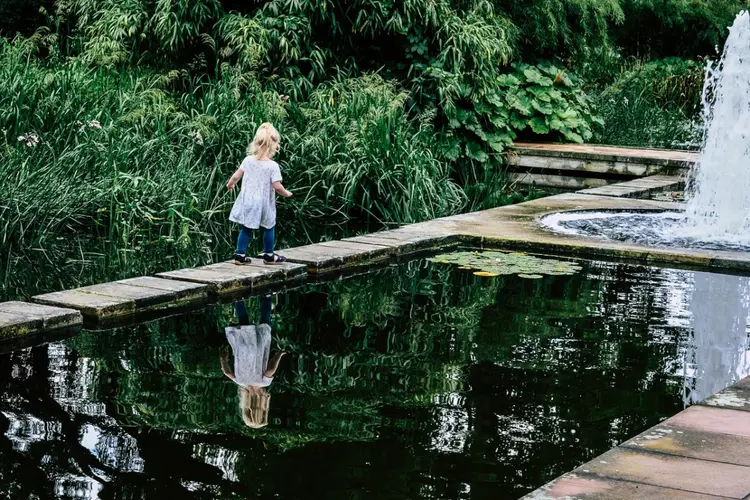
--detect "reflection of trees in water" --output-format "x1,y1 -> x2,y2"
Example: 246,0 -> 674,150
0,260 -> 731,499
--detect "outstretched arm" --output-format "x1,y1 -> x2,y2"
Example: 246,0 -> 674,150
226,167 -> 244,190
220,350 -> 236,381
272,181 -> 293,198
264,352 -> 286,378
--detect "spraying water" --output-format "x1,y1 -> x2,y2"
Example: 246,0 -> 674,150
542,11 -> 750,251
685,11 -> 750,237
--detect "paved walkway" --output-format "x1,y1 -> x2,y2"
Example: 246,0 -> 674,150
525,378 -> 750,499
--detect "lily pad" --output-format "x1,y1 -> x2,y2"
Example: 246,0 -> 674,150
473,271 -> 499,277
428,250 -> 582,279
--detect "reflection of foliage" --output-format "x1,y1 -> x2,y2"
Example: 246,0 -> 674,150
429,250 -> 582,278
0,257 -> 697,498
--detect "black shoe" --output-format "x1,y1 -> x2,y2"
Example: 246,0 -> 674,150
263,253 -> 287,264
234,254 -> 252,265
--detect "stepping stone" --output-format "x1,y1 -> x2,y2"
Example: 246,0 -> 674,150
344,228 -> 457,255
32,277 -> 207,318
578,175 -> 683,198
283,241 -> 395,272
157,261 -> 306,295
0,302 -> 82,337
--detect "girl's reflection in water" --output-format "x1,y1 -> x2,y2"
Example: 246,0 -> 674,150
220,296 -> 286,428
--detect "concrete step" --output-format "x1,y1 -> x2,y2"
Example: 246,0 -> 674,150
157,261 -> 306,295
0,301 -> 82,337
32,277 -> 207,318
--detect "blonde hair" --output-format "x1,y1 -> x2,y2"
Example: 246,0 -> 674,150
247,122 -> 280,159
239,386 -> 270,429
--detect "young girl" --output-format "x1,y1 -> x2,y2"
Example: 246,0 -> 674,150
227,122 -> 292,265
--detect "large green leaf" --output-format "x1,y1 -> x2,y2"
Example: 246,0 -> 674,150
507,90 -> 534,116
531,100 -> 554,115
562,130 -> 584,143
523,67 -> 554,86
486,132 -> 514,151
509,112 -> 528,130
496,74 -> 521,87
528,117 -> 550,134
465,141 -> 489,162
528,85 -> 552,102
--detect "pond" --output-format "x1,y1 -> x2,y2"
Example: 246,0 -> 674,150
1,256 -> 749,499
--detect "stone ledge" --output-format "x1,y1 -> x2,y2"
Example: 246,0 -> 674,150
32,277 -> 207,318
0,301 -> 82,338
157,261 -> 306,295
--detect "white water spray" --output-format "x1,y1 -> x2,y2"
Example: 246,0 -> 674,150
685,11 -> 750,237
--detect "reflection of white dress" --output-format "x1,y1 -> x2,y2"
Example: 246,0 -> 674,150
225,324 -> 274,387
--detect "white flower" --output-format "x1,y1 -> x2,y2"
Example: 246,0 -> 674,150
87,120 -> 101,129
17,132 -> 39,147
189,130 -> 204,146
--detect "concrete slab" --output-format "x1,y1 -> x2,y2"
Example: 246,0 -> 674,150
32,277 -> 206,319
316,240 -> 395,259
157,261 -> 305,294
75,282 -> 183,308
511,143 -> 697,167
527,474 -> 725,499
579,175 -> 683,198
118,276 -> 208,299
570,447 -> 750,498
282,243 -> 367,271
0,301 -> 82,333
509,172 -> 610,190
701,386 -> 750,412
0,311 -> 38,337
666,405 -> 750,438
33,290 -> 135,318
621,423 -> 750,467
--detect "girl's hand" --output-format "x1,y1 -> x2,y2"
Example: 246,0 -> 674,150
227,182 -> 234,191
284,191 -> 293,198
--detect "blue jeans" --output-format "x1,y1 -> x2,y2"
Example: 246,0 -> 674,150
236,225 -> 275,255
234,297 -> 271,325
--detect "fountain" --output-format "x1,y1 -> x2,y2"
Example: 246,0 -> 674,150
542,11 -> 750,252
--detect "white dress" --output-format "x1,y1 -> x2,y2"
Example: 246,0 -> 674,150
229,156 -> 283,229
225,324 -> 274,387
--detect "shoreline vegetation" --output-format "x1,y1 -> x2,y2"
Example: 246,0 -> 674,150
0,0 -> 742,300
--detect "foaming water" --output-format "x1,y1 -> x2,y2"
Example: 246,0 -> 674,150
541,211 -> 750,252
685,11 -> 750,235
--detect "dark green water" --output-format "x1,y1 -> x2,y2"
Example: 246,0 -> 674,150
1,258 -> 749,499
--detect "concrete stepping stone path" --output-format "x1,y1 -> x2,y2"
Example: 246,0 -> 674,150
578,174 -> 684,198
157,261 -> 306,295
32,277 -> 207,318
